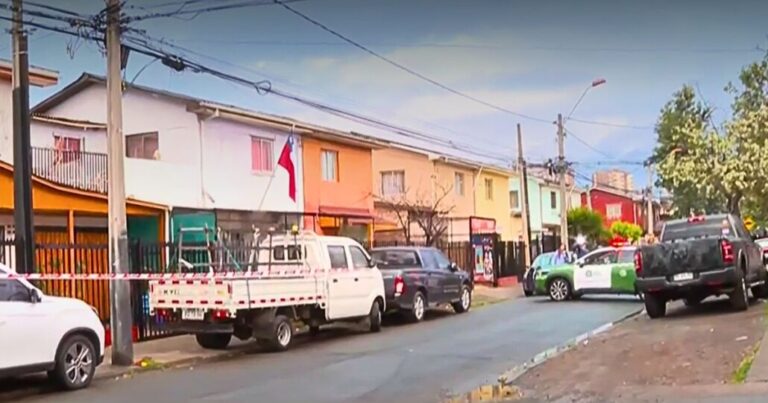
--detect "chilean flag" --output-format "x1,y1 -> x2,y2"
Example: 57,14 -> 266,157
278,136 -> 296,202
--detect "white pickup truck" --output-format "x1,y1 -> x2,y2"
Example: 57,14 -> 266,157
149,231 -> 385,351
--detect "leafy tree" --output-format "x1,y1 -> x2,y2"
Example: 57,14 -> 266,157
653,53 -> 768,220
610,221 -> 644,242
567,207 -> 609,243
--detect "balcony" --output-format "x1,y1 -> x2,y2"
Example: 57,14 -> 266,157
32,147 -> 108,193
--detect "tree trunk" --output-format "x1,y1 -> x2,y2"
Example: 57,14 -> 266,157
728,194 -> 742,216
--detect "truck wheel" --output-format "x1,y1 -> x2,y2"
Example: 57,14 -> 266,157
452,286 -> 472,313
548,278 -> 571,302
263,315 -> 293,352
50,334 -> 96,390
644,293 -> 667,319
195,333 -> 231,350
730,270 -> 749,311
369,300 -> 382,333
406,291 -> 426,322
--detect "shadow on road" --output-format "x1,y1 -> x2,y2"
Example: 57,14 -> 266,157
662,296 -> 763,320
529,296 -> 643,304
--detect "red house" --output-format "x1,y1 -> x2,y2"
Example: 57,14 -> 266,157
582,187 -> 643,229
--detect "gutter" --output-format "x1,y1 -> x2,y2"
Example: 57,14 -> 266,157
197,108 -> 220,207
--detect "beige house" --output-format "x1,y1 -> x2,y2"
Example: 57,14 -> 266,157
372,144 -> 516,243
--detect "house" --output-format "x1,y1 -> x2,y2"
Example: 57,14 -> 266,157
372,144 -> 508,243
31,73 -> 382,242
474,167 -> 515,241
0,59 -> 59,163
509,174 -> 583,240
582,187 -> 641,228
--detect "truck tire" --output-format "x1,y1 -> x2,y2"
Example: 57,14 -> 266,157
644,293 -> 667,319
452,285 -> 472,313
195,333 -> 231,350
369,300 -> 382,333
405,291 -> 426,323
263,315 -> 293,352
730,270 -> 749,311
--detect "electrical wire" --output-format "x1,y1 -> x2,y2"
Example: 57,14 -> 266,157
564,128 -> 618,161
125,0 -> 310,22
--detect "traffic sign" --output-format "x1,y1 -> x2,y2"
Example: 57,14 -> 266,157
744,216 -> 756,231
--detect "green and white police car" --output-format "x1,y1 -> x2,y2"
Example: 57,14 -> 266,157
534,246 -> 641,301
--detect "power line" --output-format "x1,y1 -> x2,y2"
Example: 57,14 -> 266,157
567,117 -> 653,130
564,128 -> 617,160
125,0 -> 310,22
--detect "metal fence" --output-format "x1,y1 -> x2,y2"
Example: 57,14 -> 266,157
31,146 -> 108,193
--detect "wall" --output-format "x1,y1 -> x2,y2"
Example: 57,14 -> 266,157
372,147 -> 433,204
0,80 -> 13,162
201,118 -> 302,213
508,176 -> 544,239
539,182 -> 562,227
302,137 -> 373,216
30,121 -> 107,152
433,161 -> 475,219
586,189 -> 638,228
474,170 -> 514,240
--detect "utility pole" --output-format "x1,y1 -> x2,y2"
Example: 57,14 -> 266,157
12,0 -> 34,274
646,163 -> 654,236
106,0 -> 133,366
557,113 -> 569,251
517,124 -> 532,266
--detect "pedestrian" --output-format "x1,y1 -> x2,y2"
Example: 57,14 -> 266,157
552,244 -> 569,265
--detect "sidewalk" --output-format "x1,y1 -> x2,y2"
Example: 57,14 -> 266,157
473,284 -> 523,308
746,317 -> 768,383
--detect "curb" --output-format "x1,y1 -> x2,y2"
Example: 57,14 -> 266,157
499,308 -> 645,384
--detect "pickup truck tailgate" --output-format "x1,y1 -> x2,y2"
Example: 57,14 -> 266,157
150,279 -> 232,308
639,238 -> 726,278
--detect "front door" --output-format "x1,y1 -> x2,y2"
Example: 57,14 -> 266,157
0,280 -> 52,369
611,249 -> 638,294
348,245 -> 377,315
572,250 -> 615,293
419,249 -> 446,303
433,249 -> 462,301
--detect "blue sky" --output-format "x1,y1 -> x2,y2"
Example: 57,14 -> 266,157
6,0 -> 768,190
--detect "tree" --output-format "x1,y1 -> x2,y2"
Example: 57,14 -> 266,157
610,221 -> 643,242
567,207 -> 609,243
653,53 -> 768,220
373,184 -> 454,246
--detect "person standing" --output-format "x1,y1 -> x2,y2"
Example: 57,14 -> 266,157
552,244 -> 569,265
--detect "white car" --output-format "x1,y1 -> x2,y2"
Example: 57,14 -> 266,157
0,264 -> 105,390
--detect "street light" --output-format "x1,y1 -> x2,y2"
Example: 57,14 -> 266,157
566,78 -> 607,122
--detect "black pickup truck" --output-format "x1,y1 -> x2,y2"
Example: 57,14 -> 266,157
635,214 -> 768,318
370,247 -> 473,322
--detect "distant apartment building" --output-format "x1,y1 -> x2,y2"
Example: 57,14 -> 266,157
592,169 -> 634,193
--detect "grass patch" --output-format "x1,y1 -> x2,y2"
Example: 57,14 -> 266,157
732,343 -> 760,384
473,294 -> 505,309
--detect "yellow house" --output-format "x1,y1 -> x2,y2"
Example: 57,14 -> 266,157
474,167 -> 517,241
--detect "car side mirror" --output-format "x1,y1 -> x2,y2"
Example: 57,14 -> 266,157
368,259 -> 377,268
29,288 -> 42,303
449,262 -> 458,272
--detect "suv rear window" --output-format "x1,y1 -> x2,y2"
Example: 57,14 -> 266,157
371,250 -> 421,269
661,217 -> 732,243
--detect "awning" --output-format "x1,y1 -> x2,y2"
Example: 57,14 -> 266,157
318,206 -> 372,219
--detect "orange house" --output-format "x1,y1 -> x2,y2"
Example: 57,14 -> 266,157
302,131 -> 385,243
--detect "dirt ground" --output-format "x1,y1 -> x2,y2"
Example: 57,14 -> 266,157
513,297 -> 767,402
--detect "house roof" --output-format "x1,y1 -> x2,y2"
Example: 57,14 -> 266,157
384,141 -> 514,176
0,58 -> 58,87
32,73 -> 389,150
587,186 -> 638,200
31,114 -> 106,130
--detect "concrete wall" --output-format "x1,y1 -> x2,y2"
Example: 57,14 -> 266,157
474,170 -> 514,240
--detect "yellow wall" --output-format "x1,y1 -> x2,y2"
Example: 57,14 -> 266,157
372,147 -> 433,204
474,170 -> 516,241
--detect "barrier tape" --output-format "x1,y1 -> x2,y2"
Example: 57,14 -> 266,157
0,270 -> 352,281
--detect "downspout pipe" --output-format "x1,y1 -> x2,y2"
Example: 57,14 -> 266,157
198,108 -> 219,207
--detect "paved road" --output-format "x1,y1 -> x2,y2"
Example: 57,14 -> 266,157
15,296 -> 641,403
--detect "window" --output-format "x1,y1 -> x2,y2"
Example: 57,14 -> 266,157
251,136 -> 274,172
509,190 -> 520,210
617,249 -> 635,264
349,246 -> 370,269
126,132 -> 159,160
321,150 -> 338,182
454,172 -> 465,196
371,250 -> 421,268
606,203 -> 622,220
583,250 -> 616,266
432,249 -> 452,271
420,250 -> 439,270
0,280 -> 30,302
381,171 -> 405,196
550,191 -> 557,209
53,135 -> 82,163
327,246 -> 348,269
484,178 -> 493,200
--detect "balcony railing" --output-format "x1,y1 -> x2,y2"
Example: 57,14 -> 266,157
31,147 -> 108,193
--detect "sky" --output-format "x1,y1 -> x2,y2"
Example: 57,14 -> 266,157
4,0 -> 768,191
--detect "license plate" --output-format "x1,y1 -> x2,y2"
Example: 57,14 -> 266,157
182,308 -> 205,321
673,272 -> 694,281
